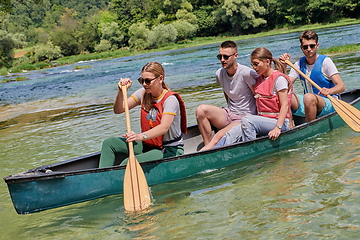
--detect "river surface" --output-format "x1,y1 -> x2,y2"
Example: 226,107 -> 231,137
1,24 -> 360,239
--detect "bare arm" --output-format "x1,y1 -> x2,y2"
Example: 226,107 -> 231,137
114,78 -> 139,114
279,53 -> 297,84
319,73 -> 345,96
268,89 -> 289,140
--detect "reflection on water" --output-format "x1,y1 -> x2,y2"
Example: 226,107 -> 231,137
1,24 -> 360,239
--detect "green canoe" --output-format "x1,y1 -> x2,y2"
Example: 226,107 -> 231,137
4,88 -> 360,214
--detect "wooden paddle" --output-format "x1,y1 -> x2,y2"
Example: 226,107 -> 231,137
283,59 -> 360,132
121,85 -> 151,211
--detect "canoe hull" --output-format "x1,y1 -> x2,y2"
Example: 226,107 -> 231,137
5,89 -> 360,214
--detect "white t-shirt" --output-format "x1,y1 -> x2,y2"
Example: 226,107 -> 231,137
272,75 -> 289,95
132,88 -> 183,146
289,56 -> 339,94
216,63 -> 258,115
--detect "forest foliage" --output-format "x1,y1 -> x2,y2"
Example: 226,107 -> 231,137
0,0 -> 359,69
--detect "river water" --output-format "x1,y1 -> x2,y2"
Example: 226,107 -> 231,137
1,24 -> 360,239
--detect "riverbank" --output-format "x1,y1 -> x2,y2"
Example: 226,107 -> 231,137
5,18 -> 360,77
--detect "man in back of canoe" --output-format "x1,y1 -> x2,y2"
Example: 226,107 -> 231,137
280,30 -> 345,122
197,40 -> 258,150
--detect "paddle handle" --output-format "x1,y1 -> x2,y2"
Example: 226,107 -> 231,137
121,85 -> 135,157
283,59 -> 322,92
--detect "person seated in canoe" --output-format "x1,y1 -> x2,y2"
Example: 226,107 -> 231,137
213,47 -> 293,147
99,61 -> 187,168
197,40 -> 258,151
280,30 -> 345,123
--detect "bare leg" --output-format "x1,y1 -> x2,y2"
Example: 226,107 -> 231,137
200,122 -> 240,151
196,104 -> 227,145
304,93 -> 326,122
291,93 -> 300,111
289,94 -> 300,128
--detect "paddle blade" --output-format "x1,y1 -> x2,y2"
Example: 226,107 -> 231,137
329,96 -> 360,132
123,155 -> 151,211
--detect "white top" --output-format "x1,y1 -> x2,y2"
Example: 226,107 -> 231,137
272,75 -> 289,95
216,63 -> 258,115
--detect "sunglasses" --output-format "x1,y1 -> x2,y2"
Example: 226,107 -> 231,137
301,44 -> 317,50
250,62 -> 260,67
217,52 -> 236,60
138,76 -> 157,85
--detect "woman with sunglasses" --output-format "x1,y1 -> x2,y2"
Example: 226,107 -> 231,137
280,30 -> 345,123
99,61 -> 187,168
214,47 -> 293,147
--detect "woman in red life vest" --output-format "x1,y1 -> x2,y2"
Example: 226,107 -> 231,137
99,62 -> 187,168
214,47 -> 293,147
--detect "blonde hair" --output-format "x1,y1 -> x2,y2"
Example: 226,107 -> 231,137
141,61 -> 170,111
250,47 -> 286,74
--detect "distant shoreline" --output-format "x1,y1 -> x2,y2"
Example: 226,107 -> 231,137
6,19 -> 360,79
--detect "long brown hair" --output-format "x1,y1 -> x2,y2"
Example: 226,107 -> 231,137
141,61 -> 170,111
250,47 -> 286,74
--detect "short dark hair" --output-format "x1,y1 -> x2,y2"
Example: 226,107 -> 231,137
220,41 -> 237,51
299,30 -> 318,44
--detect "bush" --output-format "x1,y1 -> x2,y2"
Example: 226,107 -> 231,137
32,42 -> 63,62
100,22 -> 125,50
0,67 -> 8,75
148,24 -> 177,48
128,22 -> 150,50
94,39 -> 112,52
171,20 -> 197,42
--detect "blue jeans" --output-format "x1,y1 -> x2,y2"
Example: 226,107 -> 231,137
214,115 -> 290,147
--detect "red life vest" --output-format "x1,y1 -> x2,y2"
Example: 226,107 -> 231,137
254,71 -> 293,119
140,90 -> 187,148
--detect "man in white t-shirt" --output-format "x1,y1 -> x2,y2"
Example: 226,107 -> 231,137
196,41 -> 258,150
280,30 -> 345,122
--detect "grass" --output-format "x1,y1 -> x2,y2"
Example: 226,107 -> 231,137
7,18 -> 360,75
1,76 -> 28,83
319,43 -> 360,55
74,65 -> 93,70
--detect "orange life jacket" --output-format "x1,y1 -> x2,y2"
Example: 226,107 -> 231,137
140,91 -> 187,148
254,71 -> 293,119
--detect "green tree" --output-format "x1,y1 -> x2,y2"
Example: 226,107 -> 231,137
95,39 -> 112,52
148,23 -> 177,48
50,9 -> 83,56
31,42 -> 63,62
216,0 -> 266,35
193,5 -> 222,36
42,4 -> 66,31
128,21 -> 150,50
176,9 -> 197,24
0,0 -> 42,13
0,30 -> 26,68
171,20 -> 197,41
79,19 -> 101,53
308,0 -> 359,23
111,0 -> 145,33
100,22 -> 125,50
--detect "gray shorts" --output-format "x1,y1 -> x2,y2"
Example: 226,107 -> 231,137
223,108 -> 245,126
